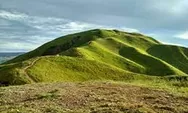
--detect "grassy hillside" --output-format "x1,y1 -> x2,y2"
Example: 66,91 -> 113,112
0,56 -> 155,85
147,45 -> 188,74
5,29 -> 160,64
0,29 -> 188,85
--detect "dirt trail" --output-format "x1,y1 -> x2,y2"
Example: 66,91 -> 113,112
23,57 -> 40,83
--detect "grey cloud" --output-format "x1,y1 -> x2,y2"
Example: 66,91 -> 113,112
1,0 -> 188,31
0,0 -> 187,52
0,10 -> 111,52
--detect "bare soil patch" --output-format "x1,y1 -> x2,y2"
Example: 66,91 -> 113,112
0,82 -> 187,113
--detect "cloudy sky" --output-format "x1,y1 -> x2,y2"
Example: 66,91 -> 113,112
0,0 -> 188,52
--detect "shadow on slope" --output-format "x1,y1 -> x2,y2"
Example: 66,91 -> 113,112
147,45 -> 188,75
119,46 -> 185,76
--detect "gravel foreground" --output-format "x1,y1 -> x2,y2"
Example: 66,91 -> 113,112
0,82 -> 188,113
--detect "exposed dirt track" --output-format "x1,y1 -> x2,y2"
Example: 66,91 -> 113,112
23,57 -> 40,83
0,82 -> 187,113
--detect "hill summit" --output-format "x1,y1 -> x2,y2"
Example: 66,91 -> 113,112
0,29 -> 188,85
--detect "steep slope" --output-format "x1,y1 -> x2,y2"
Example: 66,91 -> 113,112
1,56 -> 153,85
147,45 -> 188,74
5,29 -> 160,64
0,29 -> 188,85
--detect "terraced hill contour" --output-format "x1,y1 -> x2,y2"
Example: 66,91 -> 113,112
0,29 -> 188,85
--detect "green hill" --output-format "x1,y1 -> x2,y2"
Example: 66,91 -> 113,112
147,45 -> 188,74
0,29 -> 188,85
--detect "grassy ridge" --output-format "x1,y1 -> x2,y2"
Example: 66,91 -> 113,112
148,45 -> 188,74
119,46 -> 185,76
0,56 -> 154,85
0,29 -> 188,85
5,29 -> 160,63
27,56 -> 145,83
0,63 -> 28,85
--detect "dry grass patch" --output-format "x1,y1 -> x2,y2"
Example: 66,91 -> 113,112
0,82 -> 188,113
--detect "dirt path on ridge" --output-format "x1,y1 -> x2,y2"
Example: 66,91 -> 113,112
23,57 -> 40,83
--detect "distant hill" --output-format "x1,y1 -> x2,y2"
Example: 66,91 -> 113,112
0,52 -> 24,64
0,29 -> 188,85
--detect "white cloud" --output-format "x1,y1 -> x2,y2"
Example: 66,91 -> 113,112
120,27 -> 140,33
0,10 -> 27,20
175,31 -> 188,39
0,10 -> 142,52
163,42 -> 185,47
0,35 -> 54,52
0,41 -> 36,52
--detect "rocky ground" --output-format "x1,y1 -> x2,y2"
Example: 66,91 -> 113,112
0,82 -> 188,113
